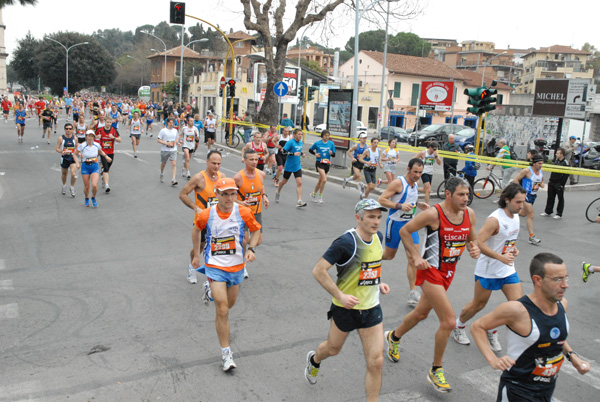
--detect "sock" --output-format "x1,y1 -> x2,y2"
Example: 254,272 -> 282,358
391,332 -> 400,342
456,318 -> 465,328
319,193 -> 323,197
310,355 -> 320,368
221,346 -> 231,355
529,233 -> 535,238
487,329 -> 497,334
432,365 -> 442,372
589,266 -> 596,273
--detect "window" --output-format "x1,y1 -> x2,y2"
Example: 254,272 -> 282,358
393,82 -> 401,98
235,42 -> 244,48
410,83 -> 420,106
174,61 -> 181,76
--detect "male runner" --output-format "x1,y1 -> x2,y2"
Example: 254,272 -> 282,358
308,129 -> 336,204
452,183 -> 526,350
128,110 -> 144,158
180,116 -> 200,179
377,158 -> 429,306
513,154 -> 545,245
343,133 -> 369,198
384,176 -> 480,393
75,114 -> 88,144
179,150 -> 225,284
413,141 -> 441,204
241,131 -> 267,171
145,106 -> 156,137
1,96 -> 12,123
41,103 -> 54,143
192,178 -> 261,372
14,102 -> 28,144
34,97 -> 45,125
157,117 -> 179,185
263,125 -> 279,175
55,122 -> 79,197
358,137 -> 381,200
274,126 -> 292,187
96,116 -> 121,193
204,112 -> 217,150
275,128 -> 307,207
304,199 -> 390,402
471,253 -> 590,401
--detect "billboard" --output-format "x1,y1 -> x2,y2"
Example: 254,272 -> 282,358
327,89 -> 353,150
532,79 -> 590,120
419,81 -> 454,112
318,84 -> 340,108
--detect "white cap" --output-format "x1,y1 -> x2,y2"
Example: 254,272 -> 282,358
359,133 -> 368,138
85,130 -> 96,136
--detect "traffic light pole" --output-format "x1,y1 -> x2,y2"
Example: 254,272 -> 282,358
475,114 -> 483,155
302,86 -> 308,142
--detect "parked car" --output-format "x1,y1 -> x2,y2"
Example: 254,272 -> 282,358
407,124 -> 472,146
315,121 -> 368,136
453,127 -> 478,150
379,126 -> 409,142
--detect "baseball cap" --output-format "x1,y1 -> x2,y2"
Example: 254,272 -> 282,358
569,135 -> 577,140
216,177 -> 238,192
355,199 -> 387,214
359,133 -> 368,138
85,130 -> 96,136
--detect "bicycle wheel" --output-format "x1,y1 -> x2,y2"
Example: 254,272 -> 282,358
230,133 -> 240,148
473,177 -> 495,199
436,180 -> 447,200
585,197 -> 600,223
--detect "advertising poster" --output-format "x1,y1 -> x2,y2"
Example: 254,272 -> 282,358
327,89 -> 353,150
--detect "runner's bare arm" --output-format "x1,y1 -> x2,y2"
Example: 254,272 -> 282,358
313,258 -> 359,309
466,207 -> 480,259
179,175 -> 205,212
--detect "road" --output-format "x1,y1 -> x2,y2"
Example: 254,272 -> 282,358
0,115 -> 599,402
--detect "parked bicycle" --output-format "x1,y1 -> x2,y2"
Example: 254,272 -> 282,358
585,197 -> 600,223
472,165 -> 503,199
223,126 -> 245,148
436,168 -> 474,206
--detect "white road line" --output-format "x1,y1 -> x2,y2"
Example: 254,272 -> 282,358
561,359 -> 600,390
0,279 -> 14,290
0,303 -> 19,319
379,390 -> 433,401
0,259 -> 5,270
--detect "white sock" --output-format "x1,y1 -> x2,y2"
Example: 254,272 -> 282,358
456,318 -> 465,328
221,346 -> 231,355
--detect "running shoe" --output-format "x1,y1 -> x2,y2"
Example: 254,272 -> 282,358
62,185 -> 67,195
528,235 -> 541,245
318,195 -> 323,204
181,167 -> 186,177
134,153 -> 137,159
384,330 -> 400,362
273,178 -> 279,187
150,134 -> 153,138
91,198 -> 98,207
297,200 -> 307,208
540,212 -> 551,217
487,331 -> 502,352
70,187 -> 75,197
275,192 -> 280,203
187,171 -> 191,180
451,327 -> 470,345
310,192 -> 318,203
187,264 -> 198,284
222,351 -> 237,372
160,173 -> 164,183
377,178 -> 382,187
202,281 -> 213,304
342,177 -> 350,189
304,351 -> 319,385
553,215 -> 562,219
84,198 -> 90,207
101,176 -> 105,188
105,185 -> 110,193
582,262 -> 591,283
243,267 -> 249,278
171,179 -> 178,186
359,183 -> 365,200
407,289 -> 421,307
427,368 -> 452,393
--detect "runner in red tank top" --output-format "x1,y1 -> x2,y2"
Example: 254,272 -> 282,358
241,132 -> 267,171
383,176 -> 480,393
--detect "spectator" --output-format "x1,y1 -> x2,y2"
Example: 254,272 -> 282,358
442,134 -> 461,180
494,139 -> 519,188
280,113 -> 294,133
541,148 -> 569,219
561,135 -> 577,185
462,144 -> 478,189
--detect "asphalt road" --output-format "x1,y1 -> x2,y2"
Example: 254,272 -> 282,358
0,116 -> 599,402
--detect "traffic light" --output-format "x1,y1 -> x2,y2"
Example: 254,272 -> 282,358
219,87 -> 223,97
175,83 -> 180,95
228,79 -> 236,97
169,2 -> 186,24
307,86 -> 318,101
465,81 -> 498,116
481,80 -> 498,113
298,85 -> 305,100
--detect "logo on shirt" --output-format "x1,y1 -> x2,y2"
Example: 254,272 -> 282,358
549,327 -> 561,339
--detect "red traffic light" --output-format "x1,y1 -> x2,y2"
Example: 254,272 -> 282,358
227,79 -> 236,86
480,90 -> 490,99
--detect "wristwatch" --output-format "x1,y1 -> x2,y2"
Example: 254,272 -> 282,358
247,247 -> 256,253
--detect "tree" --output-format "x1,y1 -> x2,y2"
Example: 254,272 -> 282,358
389,32 -> 431,57
345,30 -> 387,53
582,42 -> 600,83
0,0 -> 37,6
37,32 -> 117,94
10,32 -> 39,85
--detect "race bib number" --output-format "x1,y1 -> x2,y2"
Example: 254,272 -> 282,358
244,191 -> 261,207
186,135 -> 194,142
321,159 -> 331,164
211,236 -> 236,255
502,240 -> 516,255
102,141 -> 113,149
64,147 -> 74,154
209,124 -> 215,129
531,355 -> 564,381
358,260 -> 381,286
442,241 -> 466,263
207,197 -> 218,208
532,182 -> 541,191
425,158 -> 434,165
399,204 -> 416,220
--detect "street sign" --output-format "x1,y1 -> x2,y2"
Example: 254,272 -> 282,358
387,99 -> 394,109
274,81 -> 289,97
419,81 -> 454,112
282,67 -> 298,97
220,77 -> 226,90
586,85 -> 596,102
533,79 -> 590,120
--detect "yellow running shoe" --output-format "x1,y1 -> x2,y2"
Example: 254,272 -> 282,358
427,368 -> 452,393
384,330 -> 400,362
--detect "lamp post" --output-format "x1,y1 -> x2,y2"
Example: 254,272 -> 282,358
126,55 -> 143,86
377,0 -> 391,133
481,51 -> 507,86
141,31 -> 167,88
179,38 -> 209,104
352,0 -> 398,138
45,38 -> 89,94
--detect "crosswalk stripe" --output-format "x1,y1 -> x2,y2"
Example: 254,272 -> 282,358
379,390 -> 433,401
0,279 -> 14,290
0,303 -> 18,319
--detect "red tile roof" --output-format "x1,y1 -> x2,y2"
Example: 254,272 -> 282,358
363,50 -> 464,80
147,46 -> 203,60
530,45 -> 590,56
227,31 -> 253,40
458,69 -> 512,90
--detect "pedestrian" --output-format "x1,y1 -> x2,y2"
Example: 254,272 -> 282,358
561,135 -> 577,185
493,139 -> 519,188
413,141 -> 441,204
513,154 -> 545,245
471,253 -> 591,401
541,147 -> 569,219
191,177 -> 261,372
304,199 -> 390,402
442,134 -> 461,179
280,113 -> 294,132
275,128 -> 307,207
157,117 -> 180,186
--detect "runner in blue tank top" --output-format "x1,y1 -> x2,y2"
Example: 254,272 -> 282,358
513,154 -> 545,245
343,132 -> 369,197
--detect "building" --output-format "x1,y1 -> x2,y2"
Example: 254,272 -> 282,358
517,45 -> 592,95
286,46 -> 334,76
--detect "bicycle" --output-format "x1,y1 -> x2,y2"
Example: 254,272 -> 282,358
223,126 -> 245,148
585,197 -> 600,223
473,165 -> 503,199
436,167 -> 474,206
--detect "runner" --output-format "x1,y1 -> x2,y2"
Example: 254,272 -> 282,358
157,117 -> 179,185
35,97 -> 45,125
1,96 -> 12,124
55,122 -> 79,197
275,128 -> 307,207
64,95 -> 73,121
452,183 -> 527,350
191,177 -> 261,372
128,110 -> 144,158
75,114 -> 88,144
241,131 -> 267,171
145,106 -> 155,137
204,112 -> 217,150
96,116 -> 121,193
274,126 -> 292,187
343,133 -> 369,198
109,104 -> 120,130
413,141 -> 441,204
471,253 -> 590,401
192,113 -> 203,151
14,102 -> 28,144
75,130 -> 112,207
513,154 -> 545,245
263,125 -> 279,175
377,158 -> 429,306
179,150 -> 225,284
180,116 -> 200,180
308,129 -> 336,204
358,137 -> 381,200
384,176 -> 479,393
304,199 -> 390,402
377,138 -> 400,188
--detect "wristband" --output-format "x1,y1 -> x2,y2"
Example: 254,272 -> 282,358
247,247 -> 256,253
565,351 -> 577,361
396,203 -> 402,210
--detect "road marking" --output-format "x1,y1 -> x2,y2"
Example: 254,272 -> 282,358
561,359 -> 600,390
379,390 -> 433,401
0,279 -> 14,290
0,259 -> 5,270
50,163 -> 62,172
122,150 -> 148,163
0,303 -> 18,319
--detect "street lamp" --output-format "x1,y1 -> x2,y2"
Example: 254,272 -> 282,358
126,55 -> 143,86
352,0 -> 398,138
141,30 -> 167,88
179,38 -> 209,104
45,38 -> 89,94
377,0 -> 391,133
481,51 -> 508,86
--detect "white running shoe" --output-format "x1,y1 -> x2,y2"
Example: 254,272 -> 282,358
310,193 -> 318,203
62,185 -> 67,195
540,212 -> 550,217
202,281 -> 213,304
222,351 -> 237,372
160,173 -> 164,183
187,265 -> 198,284
407,289 -> 421,306
243,267 -> 249,278
342,177 -> 350,189
318,195 -> 323,204
70,187 -> 76,197
452,327 -> 470,345
359,183 -> 366,200
487,331 -> 502,352
297,200 -> 307,208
